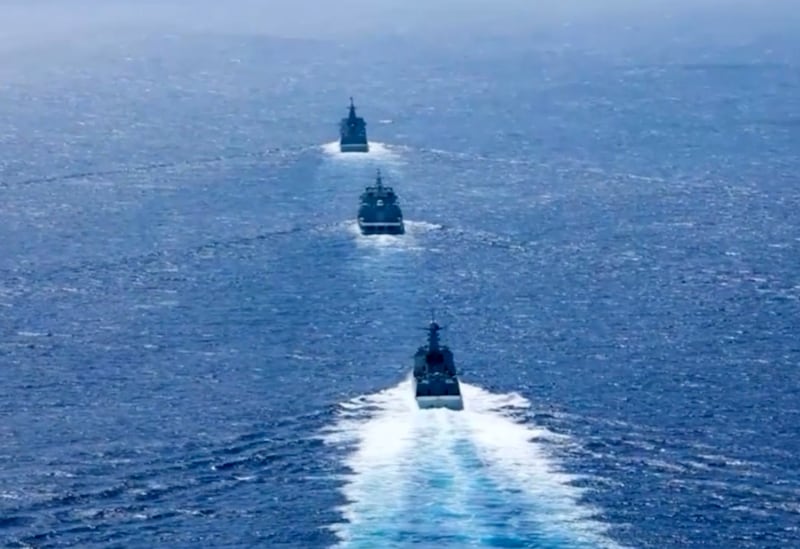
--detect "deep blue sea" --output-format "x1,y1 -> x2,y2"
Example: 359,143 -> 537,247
1,10 -> 799,549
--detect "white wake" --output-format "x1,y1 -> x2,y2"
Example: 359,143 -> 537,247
321,140 -> 402,161
344,219 -> 442,252
321,379 -> 626,549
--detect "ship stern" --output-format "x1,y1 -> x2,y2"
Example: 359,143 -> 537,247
415,395 -> 464,411
339,142 -> 369,153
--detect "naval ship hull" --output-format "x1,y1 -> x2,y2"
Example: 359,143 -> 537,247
416,394 -> 464,410
340,141 -> 369,153
358,220 -> 405,235
412,377 -> 464,411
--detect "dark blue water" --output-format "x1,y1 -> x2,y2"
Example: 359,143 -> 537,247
1,16 -> 799,549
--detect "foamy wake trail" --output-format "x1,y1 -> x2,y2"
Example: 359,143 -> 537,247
321,141 -> 402,161
321,380 -> 626,549
343,220 -> 442,252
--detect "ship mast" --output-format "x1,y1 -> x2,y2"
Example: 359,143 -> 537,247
427,321 -> 441,350
348,96 -> 357,120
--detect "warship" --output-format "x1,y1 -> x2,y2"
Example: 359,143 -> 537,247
339,97 -> 369,153
357,169 -> 405,235
412,318 -> 464,411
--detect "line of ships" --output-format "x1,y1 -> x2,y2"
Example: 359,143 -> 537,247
339,97 -> 463,411
341,97 -> 406,237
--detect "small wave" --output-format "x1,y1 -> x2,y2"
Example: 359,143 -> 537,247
404,220 -> 443,234
321,379 -> 626,548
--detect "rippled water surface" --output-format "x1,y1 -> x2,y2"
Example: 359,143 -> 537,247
1,14 -> 799,549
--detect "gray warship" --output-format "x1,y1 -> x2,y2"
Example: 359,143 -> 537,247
357,169 -> 405,235
412,318 -> 464,411
339,97 -> 369,153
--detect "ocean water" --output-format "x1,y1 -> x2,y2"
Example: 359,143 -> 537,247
1,10 -> 799,549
